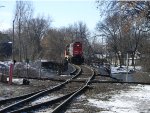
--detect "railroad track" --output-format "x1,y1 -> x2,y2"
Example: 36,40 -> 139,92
1,64 -> 147,113
0,64 -> 95,113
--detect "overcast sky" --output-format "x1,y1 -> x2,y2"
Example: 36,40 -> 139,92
0,0 -> 100,31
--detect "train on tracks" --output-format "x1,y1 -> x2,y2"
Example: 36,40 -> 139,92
65,42 -> 84,65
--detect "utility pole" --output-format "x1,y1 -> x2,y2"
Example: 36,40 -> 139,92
12,13 -> 17,61
12,20 -> 15,61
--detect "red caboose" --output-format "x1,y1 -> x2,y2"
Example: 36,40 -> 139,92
65,42 -> 84,65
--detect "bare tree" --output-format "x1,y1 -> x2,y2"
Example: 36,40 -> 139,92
13,1 -> 51,61
25,17 -> 51,60
96,1 -> 150,68
41,29 -> 65,61
96,14 -> 122,66
14,1 -> 33,62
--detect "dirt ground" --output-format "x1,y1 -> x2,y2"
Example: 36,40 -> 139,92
0,79 -> 60,100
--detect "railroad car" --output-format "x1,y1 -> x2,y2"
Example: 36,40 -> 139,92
65,42 -> 84,65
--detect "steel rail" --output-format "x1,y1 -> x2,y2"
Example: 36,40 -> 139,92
97,74 -> 121,81
0,65 -> 81,113
52,85 -> 88,113
52,66 -> 95,113
0,90 -> 42,105
69,63 -> 78,75
0,64 -> 77,105
9,91 -> 77,113
0,64 -> 78,105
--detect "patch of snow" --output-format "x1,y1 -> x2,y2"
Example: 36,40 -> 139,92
12,78 -> 23,84
6,78 -> 23,85
66,109 -> 84,113
134,66 -> 142,71
4,60 -> 13,66
60,75 -> 68,76
76,95 -> 86,100
111,65 -> 142,74
87,85 -> 150,113
41,59 -> 48,62
35,108 -> 53,113
31,94 -> 63,105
